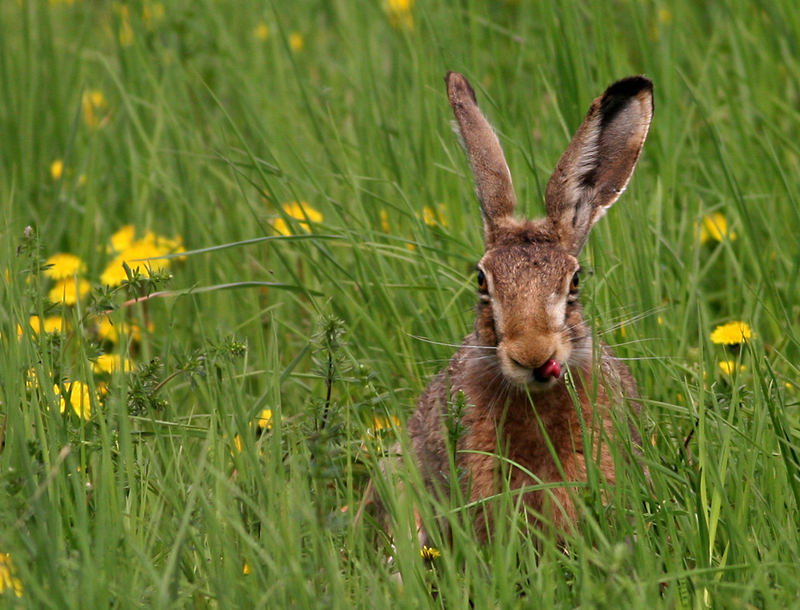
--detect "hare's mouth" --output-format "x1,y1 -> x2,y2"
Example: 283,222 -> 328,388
504,355 -> 563,390
533,359 -> 561,382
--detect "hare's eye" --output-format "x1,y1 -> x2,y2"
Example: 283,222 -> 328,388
477,269 -> 488,294
569,270 -> 580,293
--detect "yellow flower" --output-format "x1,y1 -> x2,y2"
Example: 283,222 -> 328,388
96,317 -> 142,344
718,360 -> 746,376
43,252 -> 86,280
109,224 -> 136,253
372,415 -> 401,432
92,353 -> 132,374
82,89 -> 109,129
710,321 -> 752,345
25,368 -> 38,390
49,278 -> 91,305
26,315 -> 66,335
361,415 -> 401,455
101,230 -> 184,286
255,22 -> 269,41
51,159 -> 64,180
256,409 -> 273,430
658,8 -> 673,24
699,212 -> 736,244
272,201 -> 322,236
289,32 -> 304,52
142,2 -> 165,28
386,0 -> 414,29
0,552 -> 23,598
54,380 -> 94,420
379,210 -> 390,233
418,203 -> 448,228
420,546 -> 441,561
242,561 -> 251,575
154,234 -> 186,260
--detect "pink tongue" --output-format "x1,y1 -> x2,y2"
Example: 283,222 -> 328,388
537,359 -> 561,379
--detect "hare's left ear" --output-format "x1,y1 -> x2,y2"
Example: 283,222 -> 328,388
545,76 -> 653,256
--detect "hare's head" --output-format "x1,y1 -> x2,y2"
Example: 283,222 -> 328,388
446,72 -> 653,391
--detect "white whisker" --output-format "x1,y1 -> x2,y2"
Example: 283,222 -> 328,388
603,337 -> 662,348
609,355 -> 682,362
405,333 -> 498,351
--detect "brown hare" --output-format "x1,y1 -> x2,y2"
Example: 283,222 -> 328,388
407,72 -> 653,542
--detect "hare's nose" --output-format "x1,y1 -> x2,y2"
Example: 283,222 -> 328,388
533,359 -> 561,382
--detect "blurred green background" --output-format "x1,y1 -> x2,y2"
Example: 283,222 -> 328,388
1,1 -> 799,607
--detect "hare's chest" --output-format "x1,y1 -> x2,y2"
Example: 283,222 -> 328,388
459,405 -> 583,499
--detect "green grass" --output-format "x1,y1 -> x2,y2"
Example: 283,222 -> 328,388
1,0 -> 800,607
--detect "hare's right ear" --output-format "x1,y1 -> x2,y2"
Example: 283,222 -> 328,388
447,72 -> 516,247
545,76 -> 653,255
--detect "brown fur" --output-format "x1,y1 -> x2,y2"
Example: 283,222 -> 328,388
406,72 -> 653,543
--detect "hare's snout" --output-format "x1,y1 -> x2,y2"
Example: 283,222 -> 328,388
500,341 -> 567,390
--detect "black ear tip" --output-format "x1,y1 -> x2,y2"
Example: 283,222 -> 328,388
605,75 -> 653,98
598,76 -> 654,123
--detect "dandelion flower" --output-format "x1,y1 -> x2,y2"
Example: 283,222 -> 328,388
54,380 -> 94,420
92,353 -> 132,375
272,201 -> 322,235
718,360 -> 746,376
361,415 -> 401,455
420,546 -> 441,561
101,230 -> 183,286
49,278 -> 91,305
420,204 -> 448,228
143,2 -> 165,28
242,562 -> 251,575
710,321 -> 752,345
82,89 -> 109,129
256,409 -> 273,430
26,315 -> 66,335
699,212 -> 736,244
109,225 -> 136,253
96,317 -> 142,344
44,252 -> 85,280
50,159 -> 64,180
0,553 -> 23,598
289,32 -> 304,52
422,206 -> 438,227
386,0 -> 414,29
255,22 -> 269,41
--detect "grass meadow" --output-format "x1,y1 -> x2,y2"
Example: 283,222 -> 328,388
2,0 -> 800,607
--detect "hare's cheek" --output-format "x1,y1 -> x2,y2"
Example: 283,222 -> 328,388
546,295 -> 568,330
476,303 -> 499,345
